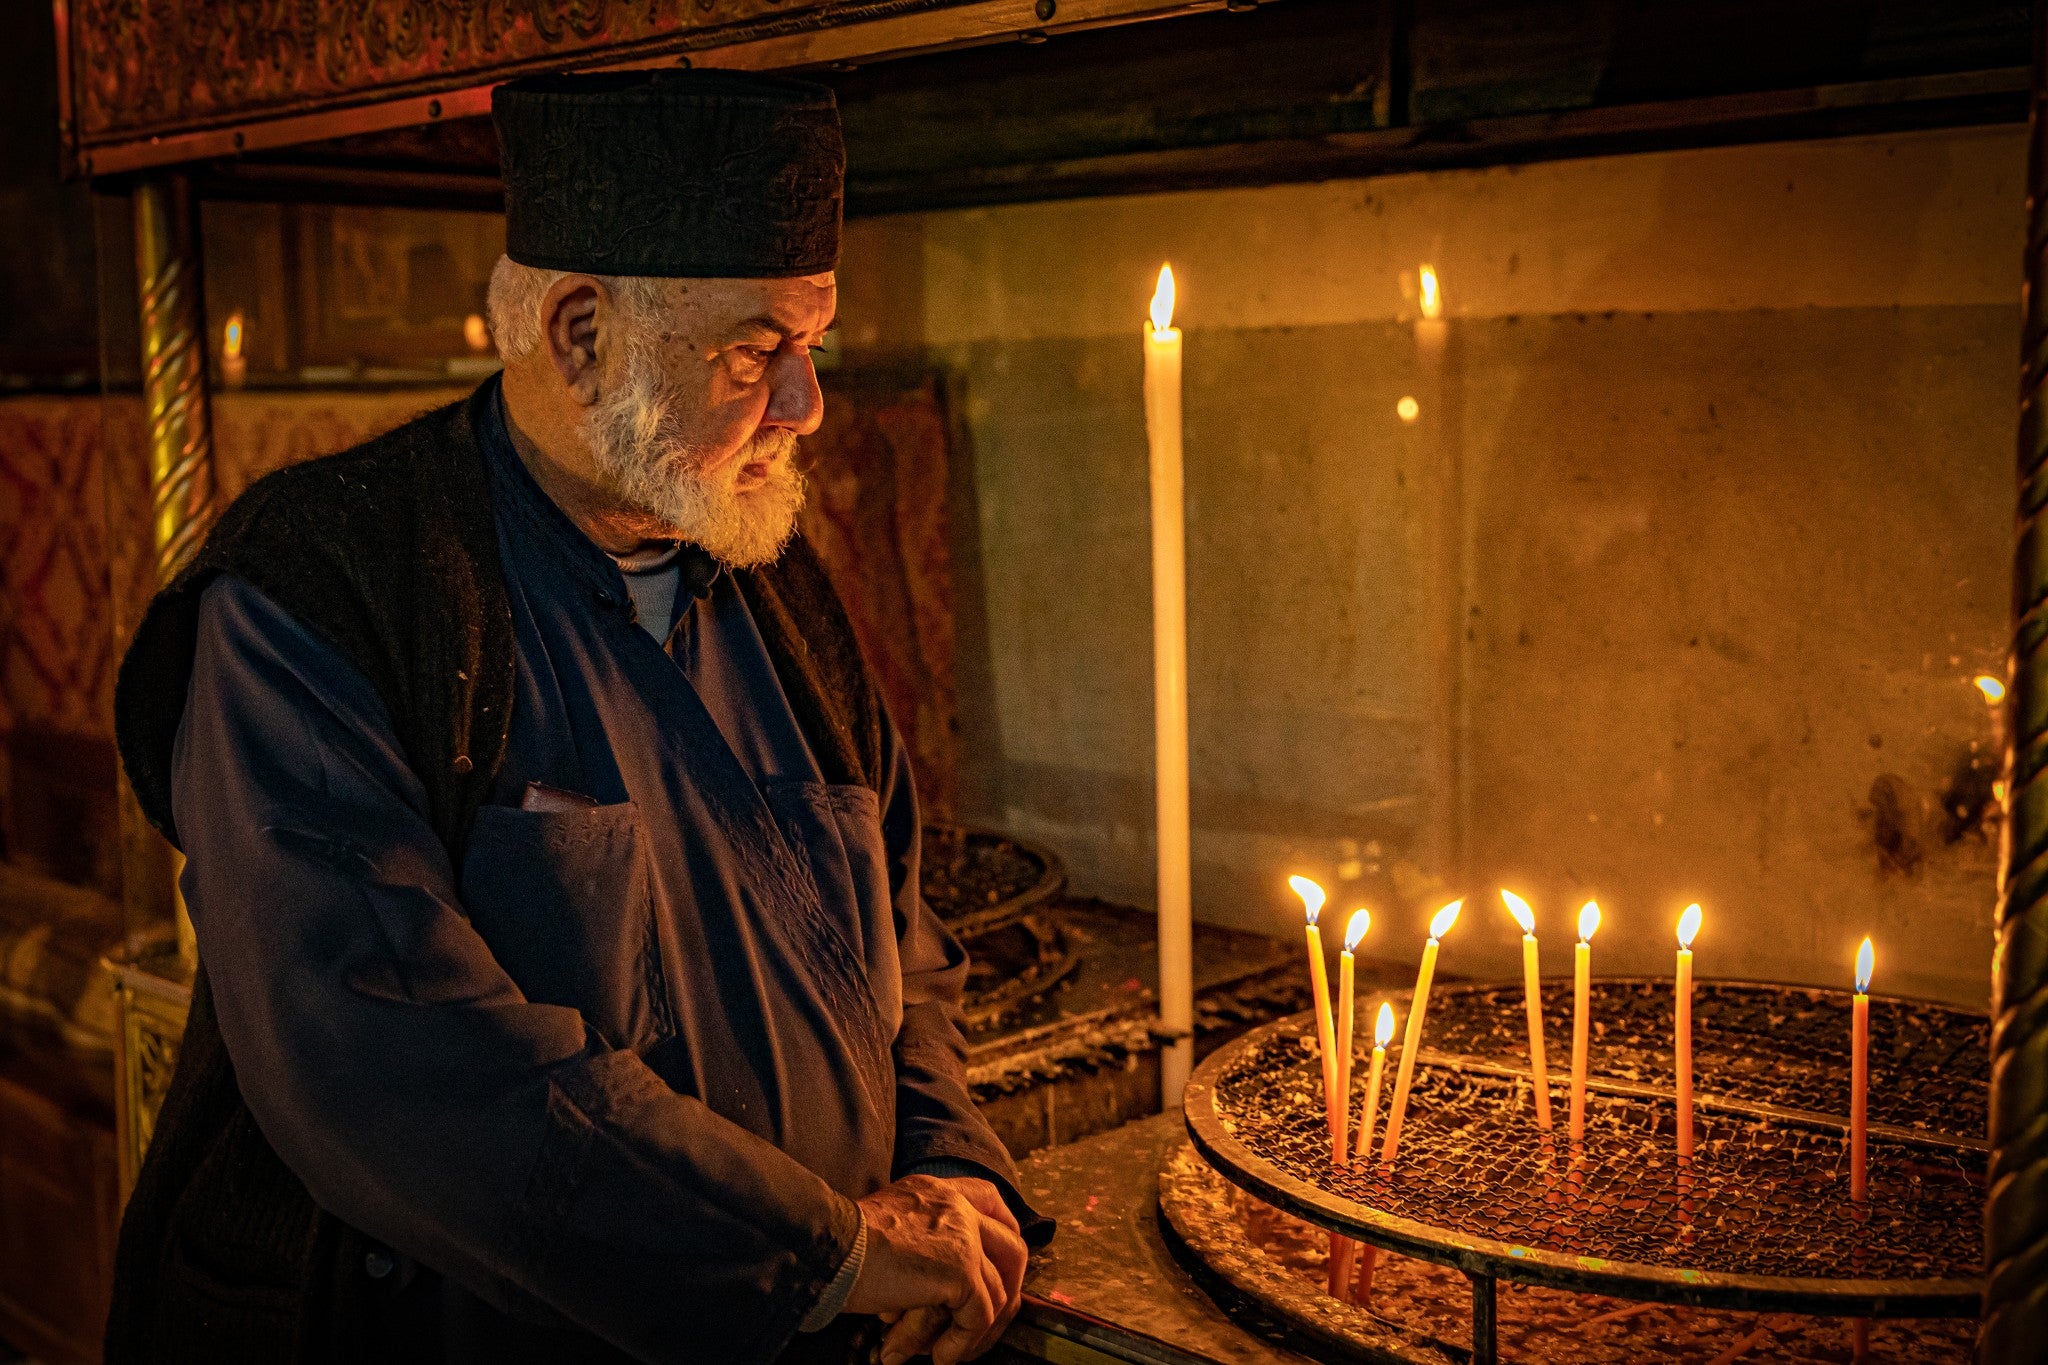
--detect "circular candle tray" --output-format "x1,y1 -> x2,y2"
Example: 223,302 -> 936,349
1182,979 -> 1985,1321
919,821 -> 1066,938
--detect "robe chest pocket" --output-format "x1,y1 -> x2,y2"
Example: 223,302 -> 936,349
461,801 -> 669,1047
763,781 -> 902,1034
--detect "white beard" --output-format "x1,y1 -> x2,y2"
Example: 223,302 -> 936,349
582,337 -> 807,568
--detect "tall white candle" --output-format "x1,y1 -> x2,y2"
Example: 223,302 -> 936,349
1147,265 -> 1193,1107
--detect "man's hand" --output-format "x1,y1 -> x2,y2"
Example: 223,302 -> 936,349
844,1175 -> 1028,1365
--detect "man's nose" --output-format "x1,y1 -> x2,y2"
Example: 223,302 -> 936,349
763,348 -> 824,436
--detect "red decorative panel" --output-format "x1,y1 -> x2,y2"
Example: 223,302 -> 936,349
804,371 -> 958,816
0,399 -> 118,742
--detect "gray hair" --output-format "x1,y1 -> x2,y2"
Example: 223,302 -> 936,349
484,255 -> 675,361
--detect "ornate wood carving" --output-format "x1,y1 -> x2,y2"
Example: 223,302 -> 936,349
1986,6 -> 2048,1356
71,0 -> 834,145
109,944 -> 193,1203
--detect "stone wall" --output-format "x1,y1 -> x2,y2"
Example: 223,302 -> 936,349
838,123 -> 2024,1006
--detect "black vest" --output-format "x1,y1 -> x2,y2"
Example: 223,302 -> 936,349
106,389 -> 885,1362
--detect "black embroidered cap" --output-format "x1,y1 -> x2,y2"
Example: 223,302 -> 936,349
493,69 -> 843,279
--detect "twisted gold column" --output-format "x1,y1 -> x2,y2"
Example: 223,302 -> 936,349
131,173 -> 217,970
1986,4 -> 2048,1356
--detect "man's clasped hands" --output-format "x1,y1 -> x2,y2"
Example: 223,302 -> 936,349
847,1174 -> 1029,1365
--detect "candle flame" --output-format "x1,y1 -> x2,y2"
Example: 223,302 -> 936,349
1676,902 -> 1702,949
1344,909 -> 1371,953
1428,899 -> 1463,940
1577,900 -> 1602,943
1288,874 -> 1326,926
1500,888 -> 1535,936
222,310 -> 245,360
1976,674 -> 2007,704
1375,1001 -> 1396,1048
1418,264 -> 1443,320
1856,936 -> 1874,994
1149,265 -> 1177,333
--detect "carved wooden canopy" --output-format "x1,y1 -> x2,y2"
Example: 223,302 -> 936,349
55,0 -> 1204,177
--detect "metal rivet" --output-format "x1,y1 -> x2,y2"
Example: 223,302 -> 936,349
675,54 -> 693,67
364,1250 -> 395,1280
452,755 -> 474,775
427,98 -> 441,118
232,131 -> 245,149
1035,0 -> 1056,20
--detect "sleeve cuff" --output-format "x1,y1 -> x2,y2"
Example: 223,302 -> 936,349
798,1210 -> 866,1332
906,1158 -> 997,1183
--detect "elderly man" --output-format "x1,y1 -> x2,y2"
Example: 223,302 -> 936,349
106,71 -> 1043,1365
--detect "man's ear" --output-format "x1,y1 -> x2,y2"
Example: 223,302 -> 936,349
541,275 -> 604,404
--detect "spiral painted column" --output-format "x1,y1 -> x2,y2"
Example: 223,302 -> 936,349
131,173 -> 217,969
1986,3 -> 2048,1357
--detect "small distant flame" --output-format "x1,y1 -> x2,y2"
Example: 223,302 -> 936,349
222,310 -> 245,361
1856,936 -> 1874,994
1149,265 -> 1177,333
1289,874 -> 1326,926
463,312 -> 491,353
1396,395 -> 1420,423
1375,1001 -> 1396,1048
1418,264 -> 1443,320
1500,889 -> 1536,936
1344,909 -> 1372,953
1976,674 -> 2007,705
1428,899 -> 1464,941
1577,901 -> 1603,943
1676,903 -> 1702,949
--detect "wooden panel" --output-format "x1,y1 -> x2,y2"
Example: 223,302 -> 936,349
832,0 -> 1385,185
57,0 -> 1218,175
0,1066 -> 117,1365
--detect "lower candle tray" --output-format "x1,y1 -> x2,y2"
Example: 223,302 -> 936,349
1182,981 -> 1985,1316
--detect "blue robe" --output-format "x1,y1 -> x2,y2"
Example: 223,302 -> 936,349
169,386 -> 1021,1362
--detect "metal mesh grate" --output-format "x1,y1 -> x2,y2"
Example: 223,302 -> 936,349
1419,980 -> 1987,1141
1213,1028 -> 1984,1284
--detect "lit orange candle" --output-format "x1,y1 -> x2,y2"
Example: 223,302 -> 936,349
1354,1002 -> 1395,1159
1335,910 -> 1370,1158
1675,903 -> 1701,1162
1500,891 -> 1553,1134
1289,876 -> 1340,1146
1851,936 -> 1873,1202
1380,900 -> 1463,1169
1322,911 -> 1370,1300
1569,901 -> 1601,1149
1340,1002 -> 1396,1303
